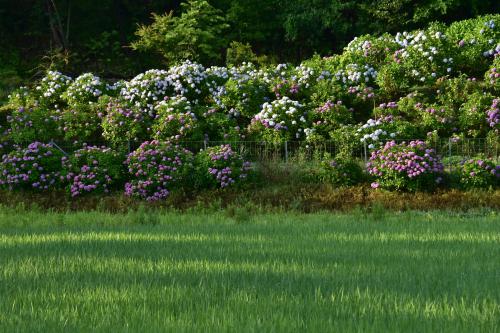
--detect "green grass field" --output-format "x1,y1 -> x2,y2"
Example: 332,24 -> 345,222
0,208 -> 499,332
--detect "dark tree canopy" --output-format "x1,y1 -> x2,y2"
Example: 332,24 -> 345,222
0,0 -> 498,78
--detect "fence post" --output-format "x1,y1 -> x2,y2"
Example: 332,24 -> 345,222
448,138 -> 452,172
496,138 -> 499,163
363,141 -> 367,165
50,140 -> 68,156
284,141 -> 288,163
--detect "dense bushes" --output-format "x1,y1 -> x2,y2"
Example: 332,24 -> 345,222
124,141 -> 195,201
195,144 -> 252,189
1,15 -> 500,198
63,145 -> 124,197
316,156 -> 365,187
458,157 -> 500,189
367,140 -> 444,191
0,142 -> 64,191
4,15 -> 500,147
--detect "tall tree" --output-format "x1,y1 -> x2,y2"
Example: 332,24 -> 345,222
131,0 -> 229,65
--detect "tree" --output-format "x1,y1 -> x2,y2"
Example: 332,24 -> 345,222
131,0 -> 229,65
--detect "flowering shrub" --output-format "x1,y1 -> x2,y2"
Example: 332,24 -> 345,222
152,96 -> 201,141
308,100 -> 353,141
357,116 -> 397,149
63,73 -> 109,106
447,15 -> 500,76
167,60 -> 211,102
0,15 -> 498,198
195,144 -> 251,189
125,140 -> 193,201
435,76 -> 483,110
6,86 -> 32,109
420,104 -> 458,137
62,145 -> 124,197
34,71 -> 72,107
0,142 -> 64,190
367,140 -> 444,191
271,64 -> 329,101
120,69 -> 171,115
61,102 -> 104,141
220,62 -> 271,120
251,97 -> 311,142
335,62 -> 378,86
201,108 -> 242,141
317,156 -> 364,186
485,57 -> 500,90
458,92 -> 495,137
6,107 -> 62,143
120,61 -> 213,115
486,98 -> 500,130
101,98 -> 151,144
458,157 -> 500,189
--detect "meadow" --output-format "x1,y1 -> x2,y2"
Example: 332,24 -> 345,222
0,208 -> 499,332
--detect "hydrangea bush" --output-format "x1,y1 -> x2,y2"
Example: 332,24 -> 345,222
120,69 -> 171,115
61,102 -> 104,141
458,92 -> 495,137
447,15 -> 500,76
317,156 -> 364,186
220,62 -> 272,120
251,97 -> 311,142
152,96 -> 201,141
356,116 -> 398,149
0,142 -> 64,190
195,144 -> 251,189
486,98 -> 500,131
6,107 -> 63,143
62,145 -> 124,197
0,15 -> 499,196
101,98 -> 151,144
63,73 -> 109,106
35,71 -> 72,107
124,140 -> 193,201
367,140 -> 444,191
166,60 -> 212,102
458,157 -> 500,189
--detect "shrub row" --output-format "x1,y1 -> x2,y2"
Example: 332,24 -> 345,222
1,15 -> 499,153
1,140 -> 498,199
0,142 -> 254,201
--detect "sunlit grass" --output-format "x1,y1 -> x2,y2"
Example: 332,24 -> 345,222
0,209 -> 499,332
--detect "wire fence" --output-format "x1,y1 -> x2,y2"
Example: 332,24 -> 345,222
1,138 -> 499,170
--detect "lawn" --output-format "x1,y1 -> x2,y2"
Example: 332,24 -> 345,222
0,208 -> 499,332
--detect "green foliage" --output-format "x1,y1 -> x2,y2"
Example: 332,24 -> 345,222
62,145 -> 125,197
194,144 -> 251,189
458,156 -> 499,189
0,70 -> 22,106
101,97 -> 151,144
458,92 -> 495,137
61,103 -> 104,142
0,142 -> 65,191
226,41 -> 260,66
6,106 -> 63,144
446,14 -> 500,76
152,96 -> 202,141
131,0 -> 229,65
220,63 -> 272,120
316,154 -> 365,186
368,140 -> 445,192
125,140 -> 194,201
